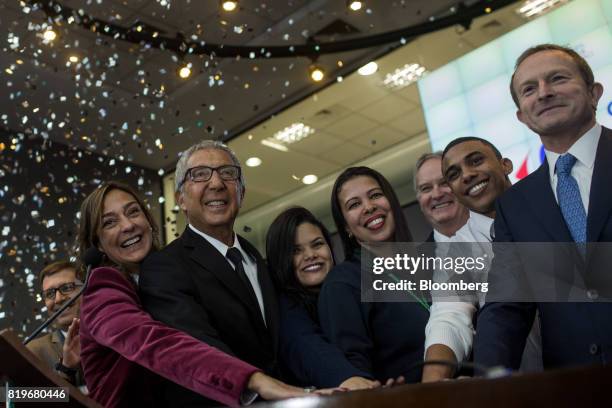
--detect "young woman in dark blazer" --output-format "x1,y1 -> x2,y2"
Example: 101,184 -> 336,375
266,207 -> 379,390
319,167 -> 430,383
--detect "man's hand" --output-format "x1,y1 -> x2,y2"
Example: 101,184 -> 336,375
339,376 -> 381,390
62,318 -> 81,369
247,372 -> 309,400
421,344 -> 457,383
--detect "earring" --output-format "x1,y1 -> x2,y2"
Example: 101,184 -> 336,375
348,232 -> 353,238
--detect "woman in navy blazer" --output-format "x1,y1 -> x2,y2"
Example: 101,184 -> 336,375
319,167 -> 430,383
266,207 -> 378,390
76,181 -> 306,407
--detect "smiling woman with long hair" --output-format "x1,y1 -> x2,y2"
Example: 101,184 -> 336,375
266,207 -> 378,390
76,181 -> 304,407
318,167 -> 430,383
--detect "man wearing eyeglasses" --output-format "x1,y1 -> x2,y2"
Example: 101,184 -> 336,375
27,261 -> 86,387
140,140 -> 298,407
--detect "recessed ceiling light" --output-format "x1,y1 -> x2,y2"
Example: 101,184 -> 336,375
261,139 -> 289,152
517,0 -> 567,18
358,61 -> 378,76
347,1 -> 363,11
382,63 -> 427,90
178,63 -> 192,79
273,123 -> 315,145
221,0 -> 238,12
309,65 -> 325,82
245,157 -> 262,167
302,174 -> 318,185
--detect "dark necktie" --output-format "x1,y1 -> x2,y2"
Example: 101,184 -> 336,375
226,247 -> 258,304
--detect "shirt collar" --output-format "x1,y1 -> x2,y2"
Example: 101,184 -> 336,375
433,229 -> 453,242
546,123 -> 601,180
188,224 -> 248,259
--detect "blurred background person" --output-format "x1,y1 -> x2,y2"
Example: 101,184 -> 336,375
266,206 -> 379,390
27,261 -> 86,388
76,181 -> 307,407
319,166 -> 429,383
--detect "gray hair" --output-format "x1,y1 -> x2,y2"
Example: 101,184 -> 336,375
174,140 -> 245,192
413,151 -> 443,193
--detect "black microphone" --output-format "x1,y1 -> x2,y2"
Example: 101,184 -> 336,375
23,247 -> 104,346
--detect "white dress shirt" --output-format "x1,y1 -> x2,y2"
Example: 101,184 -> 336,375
425,211 -> 542,371
188,224 -> 266,323
544,123 -> 601,214
425,211 -> 486,361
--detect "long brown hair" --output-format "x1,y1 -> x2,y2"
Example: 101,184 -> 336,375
75,180 -> 161,272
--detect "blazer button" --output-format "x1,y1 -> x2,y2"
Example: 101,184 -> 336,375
587,289 -> 598,300
589,344 -> 599,355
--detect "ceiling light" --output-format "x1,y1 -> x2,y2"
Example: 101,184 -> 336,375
516,0 -> 567,18
261,139 -> 289,152
178,63 -> 192,79
358,61 -> 378,76
274,123 -> 315,144
42,28 -> 57,42
302,174 -> 318,185
309,65 -> 325,82
68,55 -> 79,63
221,0 -> 238,12
383,63 -> 427,90
245,157 -> 262,167
347,1 -> 363,11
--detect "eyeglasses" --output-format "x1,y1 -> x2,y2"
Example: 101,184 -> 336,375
180,165 -> 241,188
42,282 -> 82,301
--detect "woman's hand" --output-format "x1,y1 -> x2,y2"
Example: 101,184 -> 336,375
247,372 -> 309,400
382,376 -> 405,388
339,376 -> 381,390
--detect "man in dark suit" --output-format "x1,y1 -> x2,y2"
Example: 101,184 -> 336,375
140,141 -> 304,406
474,44 -> 612,370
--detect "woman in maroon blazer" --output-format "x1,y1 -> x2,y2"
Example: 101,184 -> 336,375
76,181 -> 306,407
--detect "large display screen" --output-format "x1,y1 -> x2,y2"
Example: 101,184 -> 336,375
418,0 -> 612,181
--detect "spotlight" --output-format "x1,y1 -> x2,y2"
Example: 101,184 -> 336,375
178,63 -> 192,79
221,0 -> 238,11
43,28 -> 57,42
347,1 -> 363,11
309,65 -> 325,82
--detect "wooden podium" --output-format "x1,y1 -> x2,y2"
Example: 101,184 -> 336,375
0,329 -> 100,408
257,364 -> 612,408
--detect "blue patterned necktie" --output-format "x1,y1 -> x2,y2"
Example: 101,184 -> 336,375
555,153 -> 587,243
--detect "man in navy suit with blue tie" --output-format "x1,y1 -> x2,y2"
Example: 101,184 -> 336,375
474,44 -> 612,369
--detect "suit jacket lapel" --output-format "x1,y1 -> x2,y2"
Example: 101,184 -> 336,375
587,127 -> 612,243
183,229 -> 264,321
521,162 -> 574,242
